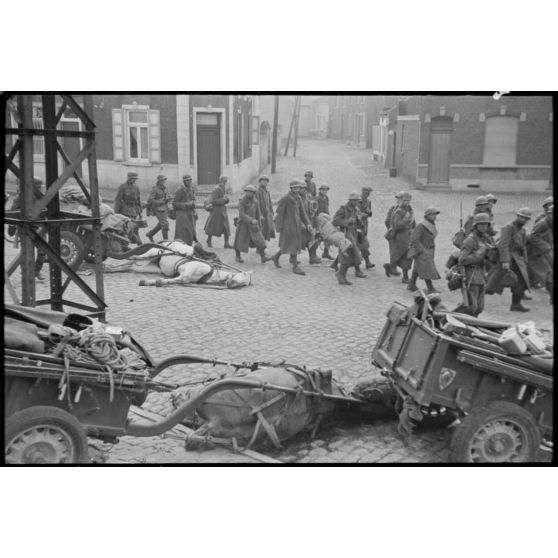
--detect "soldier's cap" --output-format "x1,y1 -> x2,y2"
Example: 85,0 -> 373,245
475,195 -> 489,206
318,183 -> 330,190
424,207 -> 440,216
400,192 -> 412,201
304,171 -> 314,177
244,184 -> 257,192
219,175 -> 228,182
348,191 -> 361,200
516,207 -> 532,219
157,175 -> 167,181
361,185 -> 373,192
473,212 -> 491,225
486,193 -> 497,203
289,180 -> 303,188
543,196 -> 554,208
183,174 -> 193,180
127,172 -> 139,179
259,175 -> 270,182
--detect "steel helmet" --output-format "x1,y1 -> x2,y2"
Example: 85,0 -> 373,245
400,192 -> 412,201
475,195 -> 489,206
348,191 -> 361,200
547,204 -> 553,215
395,191 -> 404,199
486,193 -> 497,203
361,185 -> 373,192
543,196 -> 554,208
259,175 -> 269,182
516,207 -> 532,219
244,184 -> 257,192
424,207 -> 440,217
319,183 -> 330,190
289,179 -> 303,188
304,170 -> 314,177
473,212 -> 492,226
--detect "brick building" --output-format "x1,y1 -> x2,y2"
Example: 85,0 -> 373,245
6,94 -> 266,196
386,95 -> 553,192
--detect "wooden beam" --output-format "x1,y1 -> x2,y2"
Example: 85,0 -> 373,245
54,98 -> 68,126
5,128 -> 94,139
5,138 -> 22,166
31,142 -> 94,219
56,141 -> 91,201
60,95 -> 96,129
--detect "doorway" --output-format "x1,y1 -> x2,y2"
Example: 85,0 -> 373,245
196,113 -> 221,185
427,116 -> 453,186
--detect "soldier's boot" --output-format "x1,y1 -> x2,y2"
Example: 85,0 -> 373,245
258,248 -> 270,264
406,270 -> 418,291
401,269 -> 410,284
425,279 -> 440,294
162,228 -> 169,241
354,265 -> 367,278
290,255 -> 305,275
391,266 -> 401,276
364,255 -> 375,269
322,247 -> 334,260
147,224 -> 161,243
308,245 -> 322,265
206,236 -> 213,248
271,250 -> 282,268
224,235 -> 233,249
330,256 -> 339,272
335,264 -> 352,285
235,250 -> 244,263
510,293 -> 530,312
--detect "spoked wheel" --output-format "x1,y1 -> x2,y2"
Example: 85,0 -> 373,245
451,401 -> 540,463
5,406 -> 89,464
60,230 -> 85,270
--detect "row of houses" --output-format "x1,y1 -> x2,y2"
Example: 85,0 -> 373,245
325,94 -> 553,193
5,94 -> 553,194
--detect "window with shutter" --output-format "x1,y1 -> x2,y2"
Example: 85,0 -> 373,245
483,116 -> 518,165
149,109 -> 161,163
112,108 -> 124,161
252,115 -> 260,145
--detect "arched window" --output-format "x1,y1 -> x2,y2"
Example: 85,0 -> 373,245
483,116 -> 518,165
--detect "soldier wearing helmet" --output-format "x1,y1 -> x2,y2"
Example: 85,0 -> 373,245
457,212 -> 495,316
463,195 -> 496,238
534,196 -> 554,224
271,180 -> 311,275
255,175 -> 275,242
173,174 -> 198,245
114,172 -> 143,244
146,175 -> 171,243
317,184 -> 334,260
527,204 -> 554,304
357,186 -> 375,270
383,191 -> 415,283
304,171 -> 317,197
298,181 -> 321,265
233,185 -> 271,264
486,207 -> 532,312
407,207 -> 441,294
204,175 -> 232,249
331,191 -> 368,285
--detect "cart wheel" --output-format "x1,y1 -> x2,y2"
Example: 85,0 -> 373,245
60,230 -> 85,270
451,401 -> 541,463
5,406 -> 89,464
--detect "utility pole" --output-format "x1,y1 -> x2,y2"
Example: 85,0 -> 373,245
284,96 -> 299,156
293,96 -> 302,158
271,95 -> 279,173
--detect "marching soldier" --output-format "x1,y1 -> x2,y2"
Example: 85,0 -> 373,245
304,170 -> 317,197
358,185 -> 375,269
384,191 -> 415,283
146,175 -> 171,242
458,212 -> 494,316
204,175 -> 232,249
272,180 -> 312,275
332,191 -> 367,285
114,171 -> 143,244
407,207 -> 441,294
383,191 -> 404,277
317,184 -> 334,260
255,175 -> 275,242
233,185 -> 270,264
463,196 -> 495,237
486,207 -> 532,312
299,182 -> 321,265
173,174 -> 197,245
527,204 -> 553,304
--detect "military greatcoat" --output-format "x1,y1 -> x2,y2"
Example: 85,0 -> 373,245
255,185 -> 275,240
389,205 -> 415,270
274,191 -> 310,255
114,181 -> 142,219
332,202 -> 363,266
409,220 -> 440,280
204,184 -> 231,237
526,215 -> 553,286
233,195 -> 266,253
173,184 -> 197,245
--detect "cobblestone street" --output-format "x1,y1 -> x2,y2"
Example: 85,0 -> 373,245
5,138 -> 553,464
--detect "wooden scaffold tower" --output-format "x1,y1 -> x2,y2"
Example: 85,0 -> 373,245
3,93 -> 107,320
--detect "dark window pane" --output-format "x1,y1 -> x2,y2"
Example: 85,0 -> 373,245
130,127 -> 138,158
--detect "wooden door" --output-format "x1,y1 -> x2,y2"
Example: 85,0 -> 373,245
427,117 -> 453,185
196,114 -> 221,185
60,120 -> 82,177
